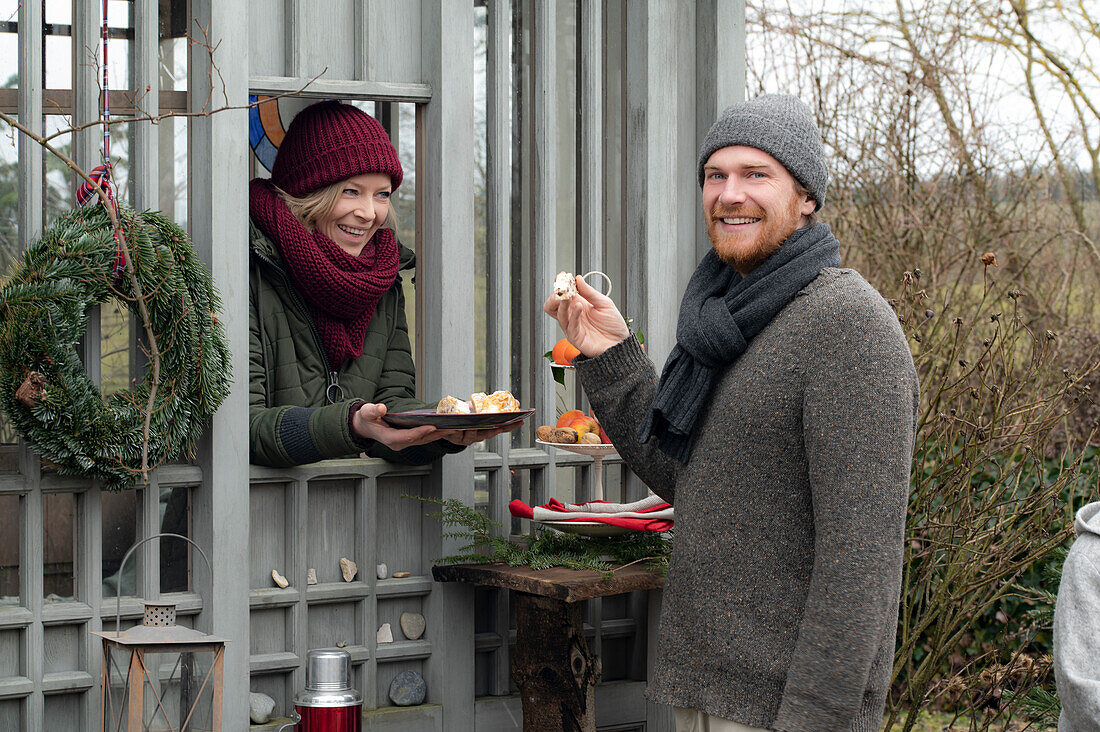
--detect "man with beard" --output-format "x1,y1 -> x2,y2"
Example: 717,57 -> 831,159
544,94 -> 919,731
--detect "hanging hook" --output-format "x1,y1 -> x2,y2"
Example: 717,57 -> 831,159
111,533 -> 213,639
579,270 -> 613,299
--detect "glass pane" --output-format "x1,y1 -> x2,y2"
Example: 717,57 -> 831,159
0,32 -> 17,88
0,495 -> 18,604
99,298 -> 131,398
107,0 -> 129,29
101,489 -> 136,598
110,120 -> 131,205
391,102 -> 415,248
105,37 -> 129,91
159,0 -> 189,45
0,110 -> 17,280
45,33 -> 72,90
159,35 -> 188,92
0,112 -> 14,448
555,467 -> 576,505
394,102 -> 416,363
158,116 -> 187,226
43,116 -> 72,225
606,462 -> 624,504
248,95 -> 280,177
43,0 -> 71,26
103,645 -> 217,729
0,430 -> 15,459
43,493 -> 75,601
160,484 -> 190,593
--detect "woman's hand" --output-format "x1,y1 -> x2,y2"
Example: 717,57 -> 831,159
353,403 -> 527,451
543,274 -> 631,358
440,417 -> 525,447
352,402 -> 448,449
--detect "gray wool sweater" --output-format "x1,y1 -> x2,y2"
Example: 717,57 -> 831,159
576,268 -> 919,732
1053,501 -> 1100,732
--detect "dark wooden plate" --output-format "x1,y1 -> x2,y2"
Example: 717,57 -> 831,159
382,407 -> 535,430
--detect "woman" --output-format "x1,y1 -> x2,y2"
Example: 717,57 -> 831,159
249,100 -> 504,466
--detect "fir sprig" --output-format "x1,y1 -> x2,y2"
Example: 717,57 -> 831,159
415,496 -> 672,577
1018,546 -> 1067,628
1003,684 -> 1060,728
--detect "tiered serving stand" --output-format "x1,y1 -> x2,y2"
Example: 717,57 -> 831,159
536,354 -> 630,534
533,439 -> 617,502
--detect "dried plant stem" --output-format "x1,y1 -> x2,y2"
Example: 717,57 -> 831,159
36,67 -> 329,146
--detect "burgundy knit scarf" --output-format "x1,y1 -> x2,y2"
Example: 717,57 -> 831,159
249,179 -> 399,369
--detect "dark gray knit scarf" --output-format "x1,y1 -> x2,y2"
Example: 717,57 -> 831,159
638,222 -> 841,462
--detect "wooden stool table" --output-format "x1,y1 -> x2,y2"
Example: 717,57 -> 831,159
432,562 -> 664,731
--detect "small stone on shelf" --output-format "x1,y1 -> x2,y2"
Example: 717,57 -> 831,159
340,557 -> 358,582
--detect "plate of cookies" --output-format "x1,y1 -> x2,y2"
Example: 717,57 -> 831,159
383,390 -> 534,430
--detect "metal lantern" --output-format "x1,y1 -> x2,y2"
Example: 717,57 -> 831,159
94,533 -> 227,732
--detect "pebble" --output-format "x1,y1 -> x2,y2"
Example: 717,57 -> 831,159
340,557 -> 357,582
376,563 -> 388,579
271,569 -> 289,588
377,623 -> 393,644
400,612 -> 425,641
306,568 -> 317,585
249,692 -> 276,724
388,670 -> 426,706
392,571 -> 410,579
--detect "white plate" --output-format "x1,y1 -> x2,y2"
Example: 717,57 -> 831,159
535,520 -> 634,537
535,439 -> 618,458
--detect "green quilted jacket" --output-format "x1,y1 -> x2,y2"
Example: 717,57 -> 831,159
249,220 -> 461,467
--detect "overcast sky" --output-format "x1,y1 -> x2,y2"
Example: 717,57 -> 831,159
2,1 -> 1095,173
746,0 -> 1099,168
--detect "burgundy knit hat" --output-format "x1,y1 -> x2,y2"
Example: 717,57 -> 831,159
271,100 -> 403,197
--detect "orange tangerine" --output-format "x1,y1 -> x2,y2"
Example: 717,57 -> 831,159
556,409 -> 586,428
551,338 -> 581,365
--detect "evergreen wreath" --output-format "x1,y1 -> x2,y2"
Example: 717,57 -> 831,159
0,203 -> 231,491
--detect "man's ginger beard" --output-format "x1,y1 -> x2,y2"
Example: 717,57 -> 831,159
707,192 -> 805,273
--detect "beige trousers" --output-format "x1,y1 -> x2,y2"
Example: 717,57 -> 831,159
673,707 -> 769,732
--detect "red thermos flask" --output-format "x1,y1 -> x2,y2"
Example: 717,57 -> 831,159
277,648 -> 363,731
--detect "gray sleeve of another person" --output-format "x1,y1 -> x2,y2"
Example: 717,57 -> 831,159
1054,537 -> 1100,732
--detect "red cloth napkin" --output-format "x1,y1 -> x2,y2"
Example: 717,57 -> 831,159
509,497 -> 674,532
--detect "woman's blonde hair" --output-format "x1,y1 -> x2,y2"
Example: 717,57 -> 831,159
274,180 -> 342,231
274,179 -> 398,233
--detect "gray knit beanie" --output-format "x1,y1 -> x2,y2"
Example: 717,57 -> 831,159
697,94 -> 829,210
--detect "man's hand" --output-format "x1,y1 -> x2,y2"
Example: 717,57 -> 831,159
543,274 -> 631,358
352,402 -> 446,449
